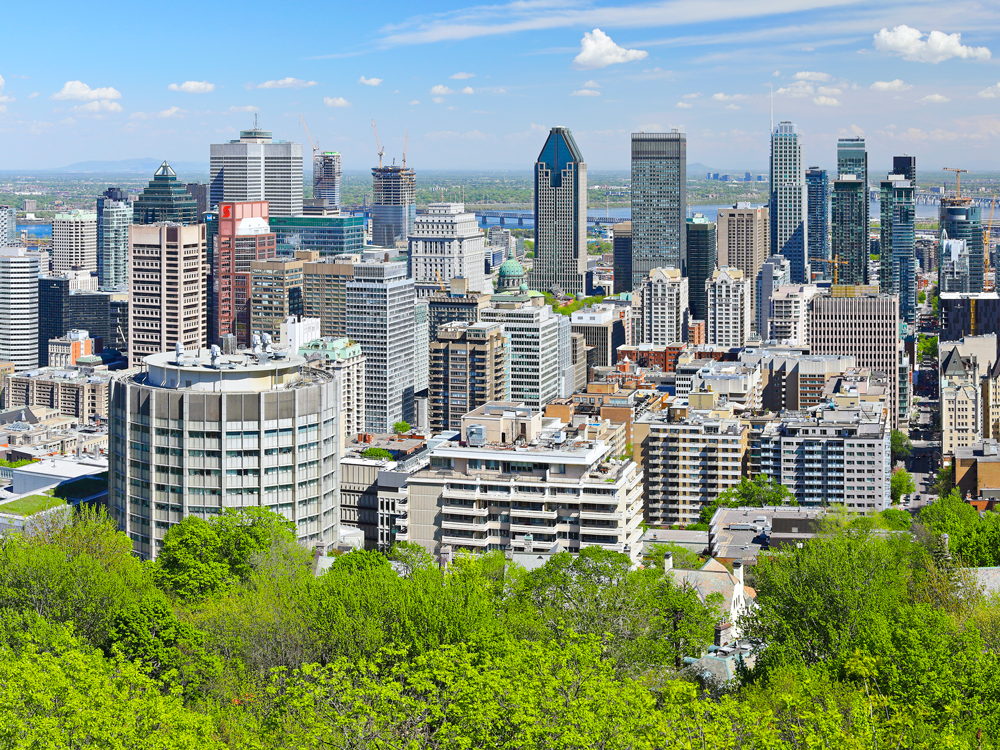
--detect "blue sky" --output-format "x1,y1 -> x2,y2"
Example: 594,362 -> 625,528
1,0 -> 999,174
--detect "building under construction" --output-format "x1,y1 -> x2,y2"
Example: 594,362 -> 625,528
314,152 -> 342,208
371,165 -> 416,248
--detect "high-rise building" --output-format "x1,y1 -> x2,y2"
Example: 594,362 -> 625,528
837,136 -> 867,201
108,349 -> 341,559
686,213 -> 717,322
636,267 -> 688,345
52,211 -> 98,272
298,337 -> 366,453
612,222 -> 632,294
96,188 -> 132,289
755,255 -> 791,336
409,203 -> 488,297
210,125 -> 304,217
299,253 -> 359,338
768,284 -> 821,347
880,175 -> 916,327
529,127 -> 587,296
132,162 -> 199,225
249,257 -> 304,343
805,167 -> 829,270
892,155 -> 916,184
346,260 -> 415,432
831,176 -> 868,285
630,131 -> 686,290
128,223 -> 208,364
314,151 -> 342,208
184,183 -> 210,217
480,297 -> 561,409
214,201 -> 277,347
570,304 -> 627,368
414,299 -> 429,395
940,240 -> 972,294
37,272 -> 126,365
428,277 -> 491,340
269,215 -> 364,258
717,203 -> 768,317
429,322 -> 508,433
705,267 -> 751,347
371,166 -> 416,247
0,247 -> 41,371
941,200 -> 984,293
770,122 -> 809,283
0,205 -> 18,246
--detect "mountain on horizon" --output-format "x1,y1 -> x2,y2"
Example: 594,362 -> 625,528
41,158 -> 207,174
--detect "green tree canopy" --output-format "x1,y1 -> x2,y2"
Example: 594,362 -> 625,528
699,474 -> 793,524
392,420 -> 411,435
360,446 -> 393,460
891,468 -> 916,503
890,429 -> 913,461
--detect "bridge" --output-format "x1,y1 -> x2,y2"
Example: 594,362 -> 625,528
474,210 -> 629,227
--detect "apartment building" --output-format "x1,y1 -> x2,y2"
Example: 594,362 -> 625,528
429,321 -> 508,433
705,267 -> 751,347
767,284 -> 821,346
636,267 -> 688,345
249,257 -> 303,343
2,366 -> 113,421
298,337 -> 367,454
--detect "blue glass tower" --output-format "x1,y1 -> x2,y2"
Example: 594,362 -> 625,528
805,167 -> 828,272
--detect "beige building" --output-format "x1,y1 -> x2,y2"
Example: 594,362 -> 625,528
2,366 -> 113,421
636,267 -> 688,345
52,211 -> 98,272
570,304 -> 627,368
429,321 -> 508,433
301,252 -> 360,338
768,284 -> 821,346
299,337 -> 367,454
128,223 -> 208,364
705,267 -> 751,347
940,346 -> 982,456
717,204 -> 768,316
250,257 -> 304,343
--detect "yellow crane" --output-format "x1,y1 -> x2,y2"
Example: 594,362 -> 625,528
942,167 -> 969,197
813,255 -> 848,285
372,119 -> 384,168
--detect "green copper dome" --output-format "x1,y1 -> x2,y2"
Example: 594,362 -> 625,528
498,255 -> 525,278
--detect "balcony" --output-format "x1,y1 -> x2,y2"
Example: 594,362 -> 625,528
442,534 -> 489,548
442,504 -> 488,516
510,522 -> 556,534
441,519 -> 488,532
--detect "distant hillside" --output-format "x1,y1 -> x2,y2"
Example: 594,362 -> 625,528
44,158 -> 206,174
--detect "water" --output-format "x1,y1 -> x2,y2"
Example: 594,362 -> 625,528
17,224 -> 52,238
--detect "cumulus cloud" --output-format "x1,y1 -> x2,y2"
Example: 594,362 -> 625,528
257,78 -> 317,89
430,84 -> 454,95
813,96 -> 840,106
570,89 -> 601,96
919,93 -> 950,103
725,104 -> 741,110
676,101 -> 692,108
683,93 -> 701,99
817,86 -> 842,95
168,80 -> 214,93
794,71 -> 832,82
409,100 -> 420,105
130,106 -> 187,120
28,92 -> 39,99
572,29 -> 647,70
358,76 -> 382,86
711,92 -> 748,101
873,25 -> 991,63
51,80 -> 122,101
450,72 -> 475,80
776,81 -> 814,97
582,80 -> 601,88
871,79 -> 913,91
978,82 -> 1000,98
432,97 -> 445,104
461,86 -> 474,94
323,96 -> 351,107
229,105 -> 259,112
71,100 -> 123,112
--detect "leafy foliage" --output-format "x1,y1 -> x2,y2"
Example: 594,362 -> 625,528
360,446 -> 393,460
891,468 -> 916,503
891,429 -> 913,461
699,473 -> 793,524
392,420 -> 411,435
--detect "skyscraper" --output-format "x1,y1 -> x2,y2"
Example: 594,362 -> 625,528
630,131 -> 686,290
214,201 -> 277,347
705,268 -> 751,347
529,126 -> 587,297
880,175 -> 916,327
96,187 -> 132,289
52,210 -> 98,272
314,151 -> 342,209
805,167 -> 829,270
636,267 -> 688,345
717,203 -> 768,317
409,203 -> 487,297
429,321 -> 508,434
755,255 -> 791,336
837,137 -> 868,260
686,213 -> 717,322
941,200 -> 984,293
770,122 -> 809,283
210,124 -> 304,217
0,205 -> 16,246
892,155 -> 916,184
0,247 -> 41,371
831,176 -> 867,285
132,162 -> 199,225
612,222 -> 632,295
371,165 -> 416,247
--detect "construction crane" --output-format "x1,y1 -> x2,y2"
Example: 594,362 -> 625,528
403,130 -> 408,168
942,167 -> 969,198
299,115 -> 318,160
372,119 -> 384,168
813,255 -> 848,285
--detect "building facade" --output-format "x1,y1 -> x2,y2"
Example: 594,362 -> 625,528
210,126 -> 304,217
409,203 -> 487,297
717,204 -> 768,317
371,166 -> 417,247
96,188 -> 132,289
314,151 -> 342,208
298,337 -> 366,453
836,136 -> 868,243
612,222 -> 632,294
756,254 -> 791,337
769,122 -> 809,283
52,211 -> 98,273
480,296 -> 561,409
805,167 -> 829,270
250,258 -> 304,343
429,321 -> 508,433
831,176 -> 867,285
637,267 -> 688,345
705,267 -> 751,347
630,131 -> 686,290
687,213 -> 717,323
571,305 -> 627,368
132,162 -> 199,225
768,285 -> 821,347
270,216 -> 364,258
0,247 -> 41,371
880,175 -> 916,328
214,201 -> 277,347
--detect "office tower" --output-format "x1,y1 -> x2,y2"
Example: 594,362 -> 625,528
480,298 -> 561,408
414,299 -> 429,394
298,337 -> 366,452
755,255 -> 791,336
108,349 -> 341,559
570,304 -> 626,368
705,267 -> 751,347
630,131 -> 686,290
346,260 -> 415,432
768,284 -> 821,346
249,257 -> 303,342
612,222 -> 632,294
0,247 -> 41,371
132,162 -> 199,225
128,223 -> 208,364
210,124 -> 304,217
810,290 -> 901,428
939,240 -> 972,293
831,176 -> 867,285
487,225 -> 514,253
941,200 -> 984,293
686,213 -> 717,322
637,267 -> 688,345
837,136 -> 868,197
892,155 -> 916,184
37,272 -> 124,366
429,321 -> 508,433
270,215 -> 364,257
96,188 -> 132,289
52,210 -> 98,272
717,203 -> 768,316
371,165 -> 416,247
0,205 -> 16,245
880,174 -> 916,327
805,167 -> 829,269
557,315 -> 574,398
314,151 -> 342,208
300,254 -> 359,338
410,203 -> 488,297
214,201 -> 277,347
770,122 -> 809,283
184,183 -> 210,217
428,277 -> 491,340
529,126 -> 587,297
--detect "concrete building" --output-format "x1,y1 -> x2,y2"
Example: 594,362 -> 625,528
414,299 -> 429,396
954,440 -> 1000,500
132,163 -> 199,225
300,253 -> 358,339
429,321 -> 508,433
409,203 -> 487,297
630,131 -> 686,290
48,329 -> 100,368
249,257 -> 303,343
0,247 -> 41,371
939,292 -> 1000,341
717,203 -> 768,316
371,166 -> 417,248
612,222 -> 632,294
636,267 -> 688,345
739,349 -> 856,413
767,284 -> 821,346
939,335 -> 997,456
427,277 -> 491,340
210,125 -> 304,217
705,267 -> 750,347
755,254 -> 791,336
52,211 -> 98,273
770,122 -> 809,283
214,201 -> 277,347
529,127 -> 587,296
314,151 -> 342,209
346,260 -> 415,433
831,175 -> 867,285
184,182 -> 210,217
571,304 -> 627,368
96,188 -> 132,289
0,205 -> 16,246
108,348 -> 341,559
2,365 -> 113,421
298,337 -> 366,454
128,223 -> 208,364
404,402 -> 644,561
687,213 -> 717,323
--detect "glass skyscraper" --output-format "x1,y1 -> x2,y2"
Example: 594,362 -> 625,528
805,167 -> 828,273
892,155 -> 916,184
836,137 -> 868,258
769,122 -> 808,283
630,131 -> 686,291
96,186 -> 132,289
880,175 -> 916,326
371,166 -> 417,248
941,200 -> 984,293
132,162 -> 199,225
686,214 -> 717,322
831,177 -> 867,286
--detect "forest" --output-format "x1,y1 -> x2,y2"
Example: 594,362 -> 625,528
3,497 -> 1000,749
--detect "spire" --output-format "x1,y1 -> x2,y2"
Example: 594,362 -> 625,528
154,160 -> 176,178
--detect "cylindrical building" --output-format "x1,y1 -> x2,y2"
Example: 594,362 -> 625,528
108,347 -> 340,559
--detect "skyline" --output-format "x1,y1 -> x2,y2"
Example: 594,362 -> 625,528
0,0 -> 999,172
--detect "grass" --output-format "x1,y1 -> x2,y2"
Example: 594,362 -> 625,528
0,494 -> 66,517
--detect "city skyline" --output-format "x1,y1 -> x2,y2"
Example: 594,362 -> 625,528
0,0 -> 998,171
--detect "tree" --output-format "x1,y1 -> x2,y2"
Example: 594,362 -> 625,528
891,468 -> 916,504
154,517 -> 231,599
645,542 -> 700,570
879,508 -> 913,531
918,334 -> 938,360
392,420 -> 411,435
360,447 -> 393,460
699,474 -> 793,524
212,506 -> 297,583
918,290 -> 926,303
930,464 -> 954,498
890,429 -> 913,462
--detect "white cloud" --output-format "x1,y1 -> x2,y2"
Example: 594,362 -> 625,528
793,71 -> 832,82
51,81 -> 122,101
801,46 -> 814,52
432,96 -> 445,104
462,86 -> 474,94
817,86 -> 842,95
725,104 -> 741,110
776,81 -> 814,97
772,70 -> 781,77
572,28 -> 647,70
570,88 -> 601,96
323,96 -> 351,107
0,105 -> 6,114
257,78 -> 318,89
582,80 -> 601,88
358,76 -> 383,86
430,84 -> 454,95
129,106 -> 187,120
682,92 -> 701,99
676,101 -> 692,108
873,25 -> 991,64
813,96 -> 840,106
28,92 -> 39,99
229,105 -> 259,112
978,82 -> 1000,98
168,80 -> 214,93
409,100 -> 420,105
711,92 -> 748,101
919,93 -> 950,104
871,79 -> 912,91
450,72 -> 475,80
0,74 -> 4,90
0,95 -> 13,103
71,100 -> 123,112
